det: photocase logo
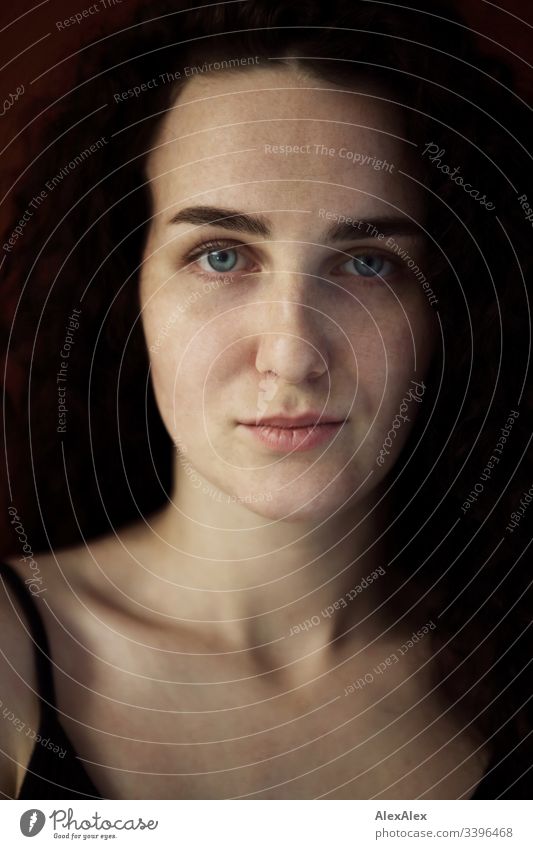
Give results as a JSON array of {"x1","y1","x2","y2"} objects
[{"x1": 20, "y1": 809, "x2": 46, "y2": 837}]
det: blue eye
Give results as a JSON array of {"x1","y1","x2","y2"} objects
[
  {"x1": 205, "y1": 248, "x2": 239, "y2": 272},
  {"x1": 190, "y1": 243, "x2": 250, "y2": 275},
  {"x1": 342, "y1": 254, "x2": 395, "y2": 278}
]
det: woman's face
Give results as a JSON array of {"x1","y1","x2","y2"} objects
[{"x1": 140, "y1": 66, "x2": 437, "y2": 522}]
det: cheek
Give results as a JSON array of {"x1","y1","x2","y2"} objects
[
  {"x1": 348, "y1": 298, "x2": 434, "y2": 424},
  {"x1": 142, "y1": 303, "x2": 238, "y2": 437},
  {"x1": 347, "y1": 304, "x2": 427, "y2": 383}
]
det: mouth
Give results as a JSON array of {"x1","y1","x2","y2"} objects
[
  {"x1": 237, "y1": 417, "x2": 347, "y2": 453},
  {"x1": 239, "y1": 412, "x2": 346, "y2": 428}
]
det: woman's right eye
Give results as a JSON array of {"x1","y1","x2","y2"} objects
[
  {"x1": 199, "y1": 247, "x2": 242, "y2": 273},
  {"x1": 185, "y1": 240, "x2": 253, "y2": 276}
]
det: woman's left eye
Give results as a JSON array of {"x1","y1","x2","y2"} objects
[{"x1": 339, "y1": 253, "x2": 396, "y2": 278}]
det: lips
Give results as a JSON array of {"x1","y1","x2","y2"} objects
[
  {"x1": 240, "y1": 413, "x2": 346, "y2": 427},
  {"x1": 238, "y1": 415, "x2": 347, "y2": 452}
]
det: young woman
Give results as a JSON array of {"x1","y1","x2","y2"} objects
[{"x1": 1, "y1": 0, "x2": 532, "y2": 799}]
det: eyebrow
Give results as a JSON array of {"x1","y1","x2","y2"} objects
[{"x1": 167, "y1": 206, "x2": 424, "y2": 242}]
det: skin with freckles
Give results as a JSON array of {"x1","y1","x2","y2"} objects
[
  {"x1": 5, "y1": 67, "x2": 491, "y2": 801},
  {"x1": 140, "y1": 67, "x2": 437, "y2": 535},
  {"x1": 130, "y1": 65, "x2": 440, "y2": 643}
]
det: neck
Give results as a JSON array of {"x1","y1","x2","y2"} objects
[{"x1": 143, "y1": 464, "x2": 403, "y2": 662}]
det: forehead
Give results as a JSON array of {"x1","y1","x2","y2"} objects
[{"x1": 145, "y1": 67, "x2": 424, "y2": 229}]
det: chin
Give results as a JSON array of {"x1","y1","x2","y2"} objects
[{"x1": 232, "y1": 479, "x2": 367, "y2": 524}]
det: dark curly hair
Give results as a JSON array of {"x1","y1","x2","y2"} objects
[{"x1": 2, "y1": 0, "x2": 533, "y2": 792}]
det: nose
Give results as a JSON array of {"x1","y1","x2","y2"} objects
[{"x1": 254, "y1": 273, "x2": 330, "y2": 384}]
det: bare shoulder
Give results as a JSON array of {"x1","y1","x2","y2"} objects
[
  {"x1": 0, "y1": 561, "x2": 40, "y2": 798},
  {"x1": 19, "y1": 520, "x2": 158, "y2": 619},
  {"x1": 0, "y1": 528, "x2": 144, "y2": 795},
  {"x1": 20, "y1": 524, "x2": 138, "y2": 584}
]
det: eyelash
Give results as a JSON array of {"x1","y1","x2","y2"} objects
[
  {"x1": 183, "y1": 238, "x2": 402, "y2": 283},
  {"x1": 185, "y1": 239, "x2": 250, "y2": 272}
]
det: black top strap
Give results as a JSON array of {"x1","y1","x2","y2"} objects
[{"x1": 0, "y1": 560, "x2": 58, "y2": 712}]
